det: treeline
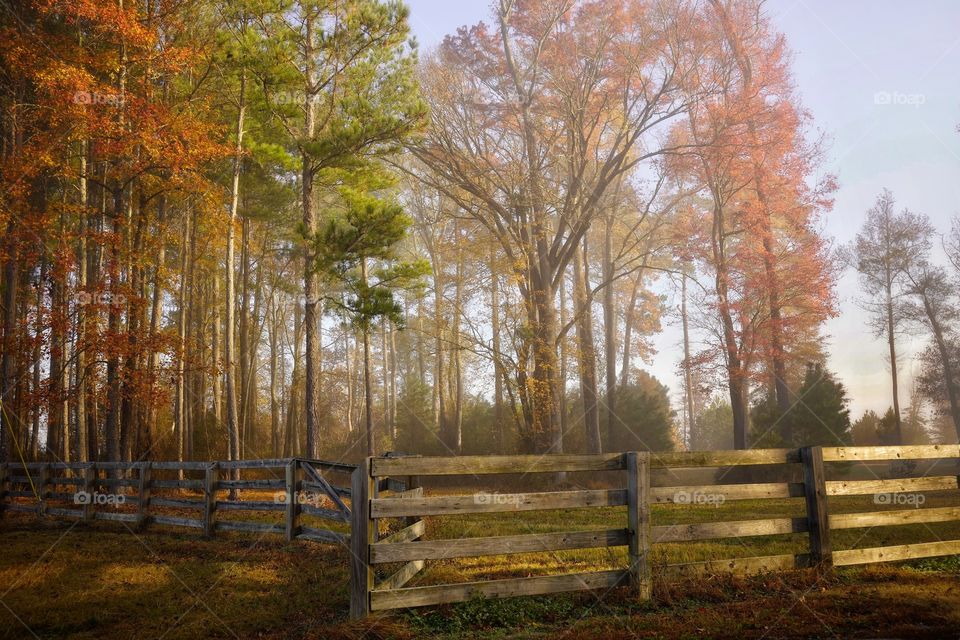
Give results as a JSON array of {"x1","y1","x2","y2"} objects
[{"x1": 1, "y1": 0, "x2": 954, "y2": 466}]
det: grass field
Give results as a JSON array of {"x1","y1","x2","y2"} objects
[{"x1": 2, "y1": 491, "x2": 960, "y2": 639}]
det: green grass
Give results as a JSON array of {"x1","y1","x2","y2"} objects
[{"x1": 2, "y1": 491, "x2": 960, "y2": 639}]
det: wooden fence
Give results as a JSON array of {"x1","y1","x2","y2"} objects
[
  {"x1": 0, "y1": 457, "x2": 356, "y2": 544},
  {"x1": 349, "y1": 444, "x2": 960, "y2": 616},
  {"x1": 3, "y1": 445, "x2": 960, "y2": 617}
]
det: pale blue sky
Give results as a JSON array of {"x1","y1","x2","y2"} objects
[{"x1": 404, "y1": 0, "x2": 960, "y2": 418}]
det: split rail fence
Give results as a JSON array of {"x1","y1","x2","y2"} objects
[
  {"x1": 350, "y1": 444, "x2": 960, "y2": 616},
  {"x1": 0, "y1": 457, "x2": 356, "y2": 544}
]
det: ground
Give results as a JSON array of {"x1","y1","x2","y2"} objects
[{"x1": 2, "y1": 493, "x2": 960, "y2": 639}]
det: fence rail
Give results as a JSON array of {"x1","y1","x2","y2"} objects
[{"x1": 0, "y1": 457, "x2": 356, "y2": 545}]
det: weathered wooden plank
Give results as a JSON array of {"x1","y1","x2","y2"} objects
[
  {"x1": 149, "y1": 462, "x2": 211, "y2": 471},
  {"x1": 372, "y1": 489, "x2": 628, "y2": 518},
  {"x1": 370, "y1": 569, "x2": 629, "y2": 610},
  {"x1": 830, "y1": 506, "x2": 960, "y2": 530},
  {"x1": 651, "y1": 482, "x2": 804, "y2": 503},
  {"x1": 627, "y1": 451, "x2": 651, "y2": 599},
  {"x1": 300, "y1": 461, "x2": 351, "y2": 518},
  {"x1": 84, "y1": 462, "x2": 129, "y2": 470},
  {"x1": 653, "y1": 517, "x2": 808, "y2": 543},
  {"x1": 349, "y1": 458, "x2": 375, "y2": 619},
  {"x1": 376, "y1": 520, "x2": 426, "y2": 549},
  {"x1": 833, "y1": 539, "x2": 960, "y2": 566},
  {"x1": 93, "y1": 511, "x2": 138, "y2": 523},
  {"x1": 45, "y1": 507, "x2": 83, "y2": 518},
  {"x1": 801, "y1": 446, "x2": 832, "y2": 568},
  {"x1": 662, "y1": 553, "x2": 811, "y2": 580},
  {"x1": 826, "y1": 476, "x2": 959, "y2": 496},
  {"x1": 150, "y1": 515, "x2": 203, "y2": 528},
  {"x1": 217, "y1": 458, "x2": 291, "y2": 469},
  {"x1": 371, "y1": 528, "x2": 627, "y2": 564},
  {"x1": 296, "y1": 458, "x2": 358, "y2": 474},
  {"x1": 822, "y1": 444, "x2": 960, "y2": 463},
  {"x1": 203, "y1": 464, "x2": 217, "y2": 538},
  {"x1": 285, "y1": 460, "x2": 299, "y2": 542},
  {"x1": 371, "y1": 453, "x2": 627, "y2": 477},
  {"x1": 376, "y1": 560, "x2": 425, "y2": 592},
  {"x1": 215, "y1": 500, "x2": 285, "y2": 512},
  {"x1": 214, "y1": 520, "x2": 284, "y2": 534},
  {"x1": 652, "y1": 449, "x2": 801, "y2": 468},
  {"x1": 300, "y1": 481, "x2": 350, "y2": 497}
]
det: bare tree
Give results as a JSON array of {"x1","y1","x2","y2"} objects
[{"x1": 848, "y1": 190, "x2": 932, "y2": 443}]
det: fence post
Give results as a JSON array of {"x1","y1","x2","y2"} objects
[
  {"x1": 349, "y1": 457, "x2": 374, "y2": 618},
  {"x1": 136, "y1": 462, "x2": 152, "y2": 530},
  {"x1": 800, "y1": 446, "x2": 832, "y2": 570},
  {"x1": 626, "y1": 451, "x2": 652, "y2": 600},
  {"x1": 285, "y1": 459, "x2": 299, "y2": 542},
  {"x1": 82, "y1": 464, "x2": 95, "y2": 522},
  {"x1": 203, "y1": 463, "x2": 217, "y2": 538}
]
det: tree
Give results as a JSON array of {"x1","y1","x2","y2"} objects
[
  {"x1": 412, "y1": 0, "x2": 706, "y2": 452},
  {"x1": 904, "y1": 263, "x2": 960, "y2": 442},
  {"x1": 851, "y1": 410, "x2": 883, "y2": 446},
  {"x1": 316, "y1": 184, "x2": 428, "y2": 456},
  {"x1": 256, "y1": 0, "x2": 425, "y2": 458},
  {"x1": 672, "y1": 0, "x2": 836, "y2": 449},
  {"x1": 848, "y1": 189, "x2": 933, "y2": 443},
  {"x1": 751, "y1": 362, "x2": 852, "y2": 446},
  {"x1": 603, "y1": 371, "x2": 675, "y2": 452},
  {"x1": 692, "y1": 397, "x2": 735, "y2": 451}
]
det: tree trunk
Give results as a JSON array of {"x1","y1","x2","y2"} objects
[
  {"x1": 885, "y1": 292, "x2": 903, "y2": 443},
  {"x1": 302, "y1": 14, "x2": 321, "y2": 459},
  {"x1": 145, "y1": 195, "x2": 166, "y2": 458},
  {"x1": 572, "y1": 240, "x2": 601, "y2": 453},
  {"x1": 920, "y1": 293, "x2": 960, "y2": 442},
  {"x1": 602, "y1": 213, "x2": 617, "y2": 452},
  {"x1": 73, "y1": 141, "x2": 89, "y2": 463},
  {"x1": 361, "y1": 259, "x2": 374, "y2": 456},
  {"x1": 491, "y1": 247, "x2": 505, "y2": 453},
  {"x1": 104, "y1": 188, "x2": 124, "y2": 463},
  {"x1": 174, "y1": 209, "x2": 190, "y2": 469},
  {"x1": 225, "y1": 71, "x2": 245, "y2": 486},
  {"x1": 239, "y1": 216, "x2": 250, "y2": 454},
  {"x1": 681, "y1": 272, "x2": 695, "y2": 450}
]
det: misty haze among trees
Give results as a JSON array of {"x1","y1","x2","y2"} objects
[{"x1": 2, "y1": 0, "x2": 959, "y2": 468}]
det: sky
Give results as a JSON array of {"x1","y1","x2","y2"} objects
[{"x1": 403, "y1": 0, "x2": 960, "y2": 419}]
